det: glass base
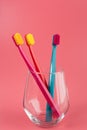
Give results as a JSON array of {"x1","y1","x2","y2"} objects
[{"x1": 24, "y1": 108, "x2": 65, "y2": 128}]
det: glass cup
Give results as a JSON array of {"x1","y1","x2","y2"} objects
[{"x1": 23, "y1": 70, "x2": 69, "y2": 127}]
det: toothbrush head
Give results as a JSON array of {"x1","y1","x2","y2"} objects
[
  {"x1": 13, "y1": 33, "x2": 24, "y2": 45},
  {"x1": 25, "y1": 33, "x2": 35, "y2": 46},
  {"x1": 53, "y1": 34, "x2": 60, "y2": 45}
]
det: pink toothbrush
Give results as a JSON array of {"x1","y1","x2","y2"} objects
[{"x1": 12, "y1": 33, "x2": 60, "y2": 117}]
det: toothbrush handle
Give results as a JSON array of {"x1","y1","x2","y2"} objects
[
  {"x1": 18, "y1": 46, "x2": 60, "y2": 117},
  {"x1": 46, "y1": 45, "x2": 57, "y2": 121},
  {"x1": 48, "y1": 46, "x2": 56, "y2": 96},
  {"x1": 28, "y1": 46, "x2": 48, "y2": 87}
]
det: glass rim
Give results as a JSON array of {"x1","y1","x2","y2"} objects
[{"x1": 28, "y1": 68, "x2": 64, "y2": 75}]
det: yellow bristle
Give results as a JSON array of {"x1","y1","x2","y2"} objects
[
  {"x1": 13, "y1": 33, "x2": 24, "y2": 45},
  {"x1": 26, "y1": 33, "x2": 35, "y2": 45}
]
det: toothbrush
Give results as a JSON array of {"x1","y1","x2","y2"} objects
[
  {"x1": 25, "y1": 33, "x2": 48, "y2": 87},
  {"x1": 12, "y1": 33, "x2": 60, "y2": 118},
  {"x1": 46, "y1": 34, "x2": 60, "y2": 121}
]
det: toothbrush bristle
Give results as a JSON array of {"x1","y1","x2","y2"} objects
[
  {"x1": 25, "y1": 33, "x2": 35, "y2": 45},
  {"x1": 53, "y1": 34, "x2": 60, "y2": 45},
  {"x1": 13, "y1": 33, "x2": 24, "y2": 45}
]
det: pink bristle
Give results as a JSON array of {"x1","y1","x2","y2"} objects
[{"x1": 53, "y1": 34, "x2": 60, "y2": 45}]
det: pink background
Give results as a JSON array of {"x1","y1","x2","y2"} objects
[{"x1": 0, "y1": 0, "x2": 87, "y2": 129}]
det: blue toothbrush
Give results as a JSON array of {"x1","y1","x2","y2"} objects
[{"x1": 46, "y1": 34, "x2": 60, "y2": 121}]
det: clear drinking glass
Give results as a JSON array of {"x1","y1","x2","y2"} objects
[{"x1": 23, "y1": 70, "x2": 69, "y2": 127}]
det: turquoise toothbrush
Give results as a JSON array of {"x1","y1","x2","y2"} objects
[{"x1": 46, "y1": 34, "x2": 60, "y2": 121}]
